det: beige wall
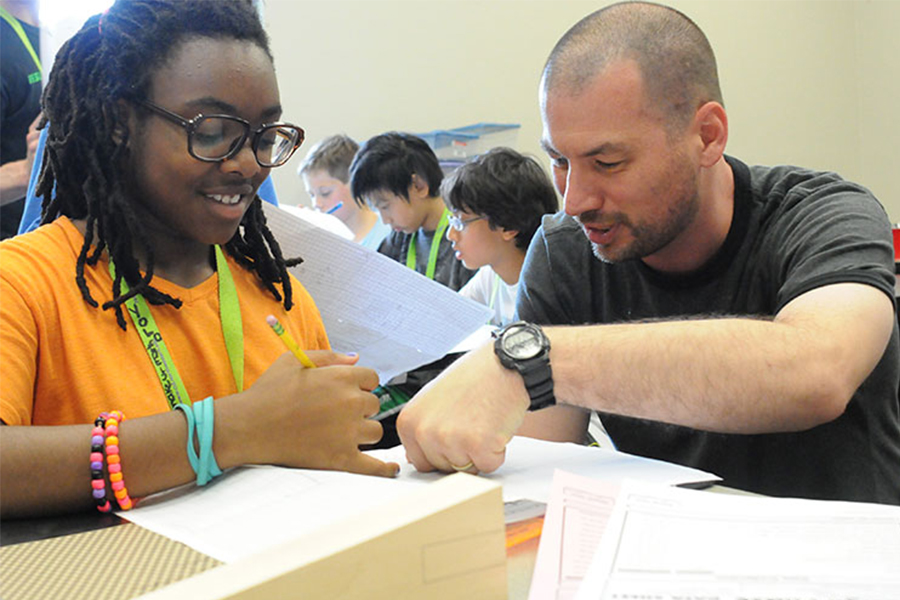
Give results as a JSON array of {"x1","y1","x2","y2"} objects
[{"x1": 264, "y1": 0, "x2": 900, "y2": 224}]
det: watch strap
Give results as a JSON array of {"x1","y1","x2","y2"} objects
[{"x1": 516, "y1": 355, "x2": 555, "y2": 411}]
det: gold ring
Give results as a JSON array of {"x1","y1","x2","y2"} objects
[{"x1": 451, "y1": 461, "x2": 474, "y2": 472}]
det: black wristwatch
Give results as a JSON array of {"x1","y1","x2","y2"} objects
[{"x1": 493, "y1": 321, "x2": 556, "y2": 411}]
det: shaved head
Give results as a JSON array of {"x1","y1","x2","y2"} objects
[{"x1": 542, "y1": 2, "x2": 722, "y2": 132}]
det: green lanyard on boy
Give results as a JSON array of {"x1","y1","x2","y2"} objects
[{"x1": 405, "y1": 209, "x2": 450, "y2": 280}]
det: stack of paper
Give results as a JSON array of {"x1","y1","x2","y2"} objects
[
  {"x1": 531, "y1": 471, "x2": 900, "y2": 600},
  {"x1": 137, "y1": 473, "x2": 508, "y2": 600}
]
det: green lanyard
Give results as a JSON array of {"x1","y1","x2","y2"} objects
[
  {"x1": 109, "y1": 246, "x2": 244, "y2": 409},
  {"x1": 0, "y1": 7, "x2": 42, "y2": 75},
  {"x1": 406, "y1": 209, "x2": 450, "y2": 280}
]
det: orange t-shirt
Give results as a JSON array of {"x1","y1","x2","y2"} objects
[{"x1": 0, "y1": 218, "x2": 329, "y2": 425}]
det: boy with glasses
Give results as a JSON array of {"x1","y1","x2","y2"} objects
[{"x1": 443, "y1": 147, "x2": 559, "y2": 325}]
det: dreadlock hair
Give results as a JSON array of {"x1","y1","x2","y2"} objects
[{"x1": 37, "y1": 0, "x2": 301, "y2": 330}]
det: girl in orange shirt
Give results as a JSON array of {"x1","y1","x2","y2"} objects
[{"x1": 0, "y1": 0, "x2": 397, "y2": 519}]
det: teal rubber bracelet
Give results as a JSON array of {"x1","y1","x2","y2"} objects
[
  {"x1": 174, "y1": 403, "x2": 199, "y2": 475},
  {"x1": 193, "y1": 397, "x2": 223, "y2": 486}
]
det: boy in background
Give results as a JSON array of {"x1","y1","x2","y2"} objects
[
  {"x1": 442, "y1": 147, "x2": 559, "y2": 325},
  {"x1": 350, "y1": 131, "x2": 476, "y2": 291},
  {"x1": 349, "y1": 132, "x2": 477, "y2": 446},
  {"x1": 298, "y1": 134, "x2": 391, "y2": 251}
]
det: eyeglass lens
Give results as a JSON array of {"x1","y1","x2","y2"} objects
[
  {"x1": 449, "y1": 214, "x2": 483, "y2": 231},
  {"x1": 191, "y1": 117, "x2": 299, "y2": 166}
]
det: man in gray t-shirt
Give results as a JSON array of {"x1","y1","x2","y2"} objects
[
  {"x1": 396, "y1": 2, "x2": 899, "y2": 504},
  {"x1": 516, "y1": 156, "x2": 899, "y2": 502}
]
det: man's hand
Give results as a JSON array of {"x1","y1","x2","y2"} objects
[{"x1": 397, "y1": 340, "x2": 531, "y2": 474}]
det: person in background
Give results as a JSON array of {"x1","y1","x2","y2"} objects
[
  {"x1": 348, "y1": 132, "x2": 478, "y2": 446},
  {"x1": 0, "y1": 0, "x2": 397, "y2": 520},
  {"x1": 349, "y1": 131, "x2": 476, "y2": 291},
  {"x1": 397, "y1": 1, "x2": 899, "y2": 504},
  {"x1": 298, "y1": 134, "x2": 390, "y2": 251},
  {"x1": 443, "y1": 147, "x2": 558, "y2": 326},
  {"x1": 0, "y1": 0, "x2": 41, "y2": 239}
]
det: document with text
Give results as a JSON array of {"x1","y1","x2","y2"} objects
[
  {"x1": 528, "y1": 470, "x2": 622, "y2": 600},
  {"x1": 263, "y1": 203, "x2": 491, "y2": 382},
  {"x1": 574, "y1": 479, "x2": 900, "y2": 600}
]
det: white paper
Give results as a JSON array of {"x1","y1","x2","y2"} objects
[
  {"x1": 262, "y1": 203, "x2": 491, "y2": 381},
  {"x1": 449, "y1": 323, "x2": 495, "y2": 354},
  {"x1": 123, "y1": 466, "x2": 425, "y2": 563},
  {"x1": 369, "y1": 437, "x2": 718, "y2": 504},
  {"x1": 528, "y1": 470, "x2": 621, "y2": 600},
  {"x1": 575, "y1": 479, "x2": 900, "y2": 600},
  {"x1": 122, "y1": 438, "x2": 717, "y2": 563},
  {"x1": 278, "y1": 204, "x2": 354, "y2": 240}
]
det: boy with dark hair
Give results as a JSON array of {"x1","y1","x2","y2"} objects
[
  {"x1": 349, "y1": 131, "x2": 475, "y2": 291},
  {"x1": 442, "y1": 147, "x2": 558, "y2": 325}
]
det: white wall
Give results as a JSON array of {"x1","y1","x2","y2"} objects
[
  {"x1": 855, "y1": 0, "x2": 900, "y2": 225},
  {"x1": 263, "y1": 0, "x2": 899, "y2": 222}
]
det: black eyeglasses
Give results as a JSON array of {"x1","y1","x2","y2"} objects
[{"x1": 136, "y1": 99, "x2": 304, "y2": 168}]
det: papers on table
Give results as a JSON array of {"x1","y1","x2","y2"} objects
[
  {"x1": 263, "y1": 203, "x2": 491, "y2": 382},
  {"x1": 528, "y1": 470, "x2": 622, "y2": 600},
  {"x1": 122, "y1": 438, "x2": 718, "y2": 563},
  {"x1": 370, "y1": 437, "x2": 719, "y2": 504},
  {"x1": 530, "y1": 473, "x2": 900, "y2": 600}
]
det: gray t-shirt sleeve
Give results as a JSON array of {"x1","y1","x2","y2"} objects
[
  {"x1": 516, "y1": 212, "x2": 592, "y2": 325},
  {"x1": 752, "y1": 166, "x2": 897, "y2": 312}
]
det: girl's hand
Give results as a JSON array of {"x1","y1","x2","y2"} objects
[{"x1": 220, "y1": 353, "x2": 398, "y2": 478}]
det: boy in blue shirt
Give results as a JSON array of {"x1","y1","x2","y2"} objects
[{"x1": 298, "y1": 134, "x2": 390, "y2": 251}]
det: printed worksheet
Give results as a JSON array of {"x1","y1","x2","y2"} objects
[{"x1": 263, "y1": 202, "x2": 491, "y2": 381}]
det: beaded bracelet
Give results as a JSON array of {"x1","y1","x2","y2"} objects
[
  {"x1": 104, "y1": 410, "x2": 133, "y2": 510},
  {"x1": 90, "y1": 414, "x2": 112, "y2": 513}
]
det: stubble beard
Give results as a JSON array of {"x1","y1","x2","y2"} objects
[{"x1": 585, "y1": 159, "x2": 701, "y2": 265}]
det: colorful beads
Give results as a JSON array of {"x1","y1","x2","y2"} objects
[
  {"x1": 90, "y1": 414, "x2": 111, "y2": 513},
  {"x1": 89, "y1": 411, "x2": 135, "y2": 512}
]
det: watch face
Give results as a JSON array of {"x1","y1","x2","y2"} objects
[{"x1": 502, "y1": 325, "x2": 542, "y2": 360}]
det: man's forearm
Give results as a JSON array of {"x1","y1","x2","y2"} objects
[
  {"x1": 549, "y1": 319, "x2": 825, "y2": 433},
  {"x1": 547, "y1": 284, "x2": 891, "y2": 434}
]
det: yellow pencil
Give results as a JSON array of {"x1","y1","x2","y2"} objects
[{"x1": 266, "y1": 315, "x2": 317, "y2": 368}]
